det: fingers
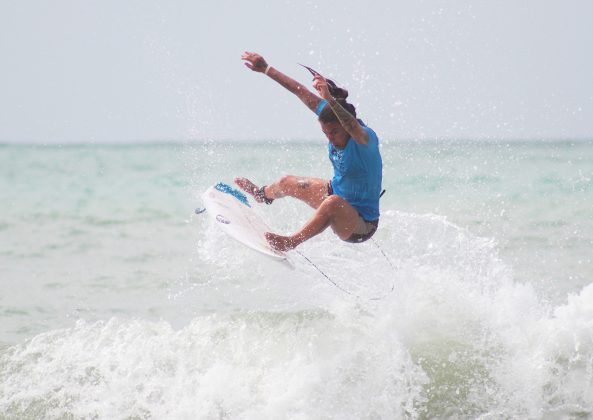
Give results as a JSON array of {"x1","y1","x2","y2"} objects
[
  {"x1": 312, "y1": 76, "x2": 327, "y2": 91},
  {"x1": 241, "y1": 51, "x2": 259, "y2": 61},
  {"x1": 241, "y1": 52, "x2": 256, "y2": 71},
  {"x1": 312, "y1": 75, "x2": 330, "y2": 99}
]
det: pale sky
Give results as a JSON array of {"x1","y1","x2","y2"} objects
[{"x1": 1, "y1": 0, "x2": 592, "y2": 143}]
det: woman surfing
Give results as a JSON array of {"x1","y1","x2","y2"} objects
[{"x1": 236, "y1": 51, "x2": 383, "y2": 252}]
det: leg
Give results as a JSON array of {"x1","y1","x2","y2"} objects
[
  {"x1": 265, "y1": 195, "x2": 360, "y2": 252},
  {"x1": 235, "y1": 175, "x2": 329, "y2": 209}
]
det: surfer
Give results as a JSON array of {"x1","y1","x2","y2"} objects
[{"x1": 236, "y1": 51, "x2": 383, "y2": 252}]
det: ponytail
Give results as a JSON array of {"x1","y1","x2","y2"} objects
[
  {"x1": 326, "y1": 78, "x2": 349, "y2": 100},
  {"x1": 298, "y1": 64, "x2": 357, "y2": 124}
]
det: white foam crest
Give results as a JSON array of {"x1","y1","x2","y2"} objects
[
  {"x1": 485, "y1": 282, "x2": 593, "y2": 418},
  {"x1": 0, "y1": 313, "x2": 427, "y2": 419}
]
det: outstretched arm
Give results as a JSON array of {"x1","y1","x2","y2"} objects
[
  {"x1": 242, "y1": 51, "x2": 322, "y2": 113},
  {"x1": 313, "y1": 75, "x2": 369, "y2": 145}
]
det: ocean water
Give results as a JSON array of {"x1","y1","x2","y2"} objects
[{"x1": 0, "y1": 140, "x2": 592, "y2": 419}]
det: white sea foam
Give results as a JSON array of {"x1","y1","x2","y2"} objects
[{"x1": 1, "y1": 210, "x2": 591, "y2": 418}]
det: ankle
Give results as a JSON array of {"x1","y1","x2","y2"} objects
[
  {"x1": 258, "y1": 186, "x2": 274, "y2": 205},
  {"x1": 289, "y1": 234, "x2": 304, "y2": 249}
]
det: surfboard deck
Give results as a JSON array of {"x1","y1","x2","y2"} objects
[{"x1": 201, "y1": 183, "x2": 289, "y2": 262}]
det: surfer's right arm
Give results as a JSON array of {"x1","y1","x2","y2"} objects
[{"x1": 241, "y1": 51, "x2": 322, "y2": 113}]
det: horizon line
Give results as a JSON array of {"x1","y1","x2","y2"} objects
[{"x1": 1, "y1": 137, "x2": 593, "y2": 147}]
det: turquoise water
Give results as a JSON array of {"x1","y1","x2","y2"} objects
[{"x1": 1, "y1": 141, "x2": 592, "y2": 418}]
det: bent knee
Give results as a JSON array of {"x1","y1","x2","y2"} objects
[
  {"x1": 277, "y1": 175, "x2": 296, "y2": 189},
  {"x1": 277, "y1": 175, "x2": 315, "y2": 194}
]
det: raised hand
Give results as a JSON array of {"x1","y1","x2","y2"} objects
[
  {"x1": 312, "y1": 74, "x2": 331, "y2": 100},
  {"x1": 241, "y1": 51, "x2": 268, "y2": 73}
]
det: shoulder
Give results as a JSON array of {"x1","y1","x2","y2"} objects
[{"x1": 353, "y1": 126, "x2": 379, "y2": 147}]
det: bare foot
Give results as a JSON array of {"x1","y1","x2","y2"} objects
[
  {"x1": 234, "y1": 177, "x2": 265, "y2": 203},
  {"x1": 265, "y1": 232, "x2": 298, "y2": 252}
]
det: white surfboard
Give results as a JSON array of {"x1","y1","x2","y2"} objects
[{"x1": 201, "y1": 183, "x2": 288, "y2": 262}]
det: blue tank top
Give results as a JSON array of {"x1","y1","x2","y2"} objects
[{"x1": 316, "y1": 100, "x2": 382, "y2": 221}]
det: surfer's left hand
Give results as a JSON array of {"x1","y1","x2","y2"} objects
[
  {"x1": 241, "y1": 51, "x2": 268, "y2": 73},
  {"x1": 313, "y1": 74, "x2": 331, "y2": 100}
]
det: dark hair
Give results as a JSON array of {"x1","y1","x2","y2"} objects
[{"x1": 318, "y1": 80, "x2": 357, "y2": 123}]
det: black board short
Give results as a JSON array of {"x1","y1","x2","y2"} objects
[{"x1": 327, "y1": 181, "x2": 379, "y2": 244}]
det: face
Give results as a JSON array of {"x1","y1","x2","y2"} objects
[{"x1": 320, "y1": 121, "x2": 349, "y2": 148}]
